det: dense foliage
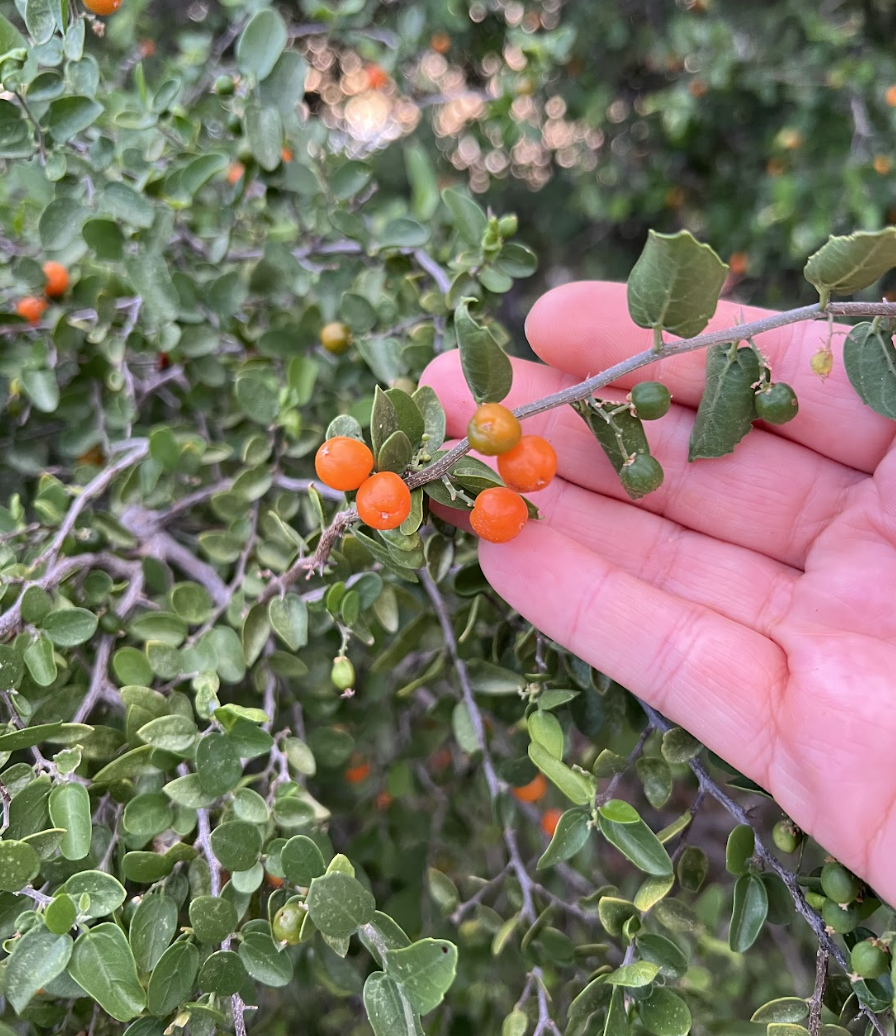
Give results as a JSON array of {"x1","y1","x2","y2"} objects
[{"x1": 1, "y1": 2, "x2": 896, "y2": 1036}]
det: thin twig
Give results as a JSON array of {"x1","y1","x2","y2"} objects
[{"x1": 807, "y1": 945, "x2": 828, "y2": 1036}]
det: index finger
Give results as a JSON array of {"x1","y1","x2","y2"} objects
[{"x1": 525, "y1": 281, "x2": 895, "y2": 473}]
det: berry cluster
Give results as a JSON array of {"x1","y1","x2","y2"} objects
[
  {"x1": 14, "y1": 262, "x2": 70, "y2": 325},
  {"x1": 314, "y1": 437, "x2": 411, "y2": 530}
]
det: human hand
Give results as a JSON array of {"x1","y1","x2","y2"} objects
[{"x1": 420, "y1": 281, "x2": 896, "y2": 904}]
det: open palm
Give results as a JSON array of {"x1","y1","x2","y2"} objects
[{"x1": 421, "y1": 281, "x2": 896, "y2": 904}]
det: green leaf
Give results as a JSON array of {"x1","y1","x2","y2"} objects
[
  {"x1": 127, "y1": 253, "x2": 179, "y2": 325},
  {"x1": 725, "y1": 824, "x2": 755, "y2": 876},
  {"x1": 527, "y1": 709, "x2": 563, "y2": 759},
  {"x1": 0, "y1": 13, "x2": 26, "y2": 54},
  {"x1": 442, "y1": 187, "x2": 488, "y2": 246},
  {"x1": 6, "y1": 925, "x2": 72, "y2": 1013},
  {"x1": 41, "y1": 607, "x2": 98, "y2": 647},
  {"x1": 48, "y1": 782, "x2": 91, "y2": 860},
  {"x1": 196, "y1": 731, "x2": 242, "y2": 797},
  {"x1": 536, "y1": 807, "x2": 591, "y2": 869},
  {"x1": 0, "y1": 721, "x2": 63, "y2": 751},
  {"x1": 68, "y1": 923, "x2": 146, "y2": 1023},
  {"x1": 604, "y1": 986, "x2": 630, "y2": 1036},
  {"x1": 23, "y1": 0, "x2": 56, "y2": 44},
  {"x1": 45, "y1": 96, "x2": 104, "y2": 142},
  {"x1": 405, "y1": 143, "x2": 439, "y2": 220},
  {"x1": 384, "y1": 938, "x2": 458, "y2": 1015},
  {"x1": 306, "y1": 872, "x2": 376, "y2": 938},
  {"x1": 843, "y1": 322, "x2": 896, "y2": 419},
  {"x1": 129, "y1": 894, "x2": 178, "y2": 972},
  {"x1": 268, "y1": 594, "x2": 308, "y2": 651},
  {"x1": 363, "y1": 971, "x2": 424, "y2": 1036},
  {"x1": 237, "y1": 930, "x2": 293, "y2": 987},
  {"x1": 605, "y1": 961, "x2": 660, "y2": 986},
  {"x1": 198, "y1": 950, "x2": 247, "y2": 996},
  {"x1": 137, "y1": 714, "x2": 197, "y2": 753},
  {"x1": 236, "y1": 8, "x2": 287, "y2": 80},
  {"x1": 210, "y1": 820, "x2": 262, "y2": 871},
  {"x1": 660, "y1": 727, "x2": 702, "y2": 764},
  {"x1": 728, "y1": 873, "x2": 768, "y2": 952},
  {"x1": 633, "y1": 874, "x2": 674, "y2": 912},
  {"x1": 189, "y1": 896, "x2": 238, "y2": 944},
  {"x1": 259, "y1": 50, "x2": 308, "y2": 115},
  {"x1": 241, "y1": 602, "x2": 270, "y2": 667},
  {"x1": 330, "y1": 160, "x2": 372, "y2": 200},
  {"x1": 455, "y1": 299, "x2": 512, "y2": 405},
  {"x1": 21, "y1": 369, "x2": 59, "y2": 413},
  {"x1": 676, "y1": 846, "x2": 708, "y2": 893},
  {"x1": 412, "y1": 385, "x2": 446, "y2": 451},
  {"x1": 638, "y1": 988, "x2": 692, "y2": 1036},
  {"x1": 44, "y1": 893, "x2": 76, "y2": 935},
  {"x1": 636, "y1": 933, "x2": 689, "y2": 980},
  {"x1": 688, "y1": 344, "x2": 760, "y2": 461},
  {"x1": 146, "y1": 940, "x2": 199, "y2": 1017},
  {"x1": 379, "y1": 217, "x2": 429, "y2": 249},
  {"x1": 527, "y1": 742, "x2": 595, "y2": 805},
  {"x1": 377, "y1": 429, "x2": 413, "y2": 475},
  {"x1": 598, "y1": 800, "x2": 673, "y2": 877},
  {"x1": 750, "y1": 999, "x2": 810, "y2": 1024},
  {"x1": 0, "y1": 644, "x2": 25, "y2": 689},
  {"x1": 58, "y1": 870, "x2": 126, "y2": 918},
  {"x1": 0, "y1": 838, "x2": 40, "y2": 891},
  {"x1": 24, "y1": 634, "x2": 57, "y2": 686},
  {"x1": 627, "y1": 229, "x2": 727, "y2": 337},
  {"x1": 569, "y1": 396, "x2": 649, "y2": 478},
  {"x1": 281, "y1": 834, "x2": 326, "y2": 886},
  {"x1": 636, "y1": 756, "x2": 672, "y2": 810},
  {"x1": 804, "y1": 228, "x2": 896, "y2": 300},
  {"x1": 245, "y1": 104, "x2": 283, "y2": 171}
]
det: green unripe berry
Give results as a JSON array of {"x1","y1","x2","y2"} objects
[
  {"x1": 850, "y1": 939, "x2": 889, "y2": 979},
  {"x1": 214, "y1": 75, "x2": 236, "y2": 96},
  {"x1": 804, "y1": 890, "x2": 826, "y2": 911},
  {"x1": 498, "y1": 214, "x2": 518, "y2": 237},
  {"x1": 820, "y1": 862, "x2": 862, "y2": 904},
  {"x1": 755, "y1": 382, "x2": 799, "y2": 424},
  {"x1": 99, "y1": 612, "x2": 122, "y2": 635},
  {"x1": 272, "y1": 903, "x2": 305, "y2": 945},
  {"x1": 771, "y1": 818, "x2": 802, "y2": 854},
  {"x1": 331, "y1": 656, "x2": 355, "y2": 691},
  {"x1": 630, "y1": 381, "x2": 672, "y2": 420},
  {"x1": 821, "y1": 896, "x2": 861, "y2": 934},
  {"x1": 619, "y1": 454, "x2": 664, "y2": 499}
]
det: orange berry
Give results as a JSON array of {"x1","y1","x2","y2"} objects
[
  {"x1": 375, "y1": 791, "x2": 392, "y2": 810},
  {"x1": 874, "y1": 155, "x2": 892, "y2": 176},
  {"x1": 345, "y1": 759, "x2": 371, "y2": 784},
  {"x1": 314, "y1": 436, "x2": 374, "y2": 492},
  {"x1": 429, "y1": 747, "x2": 453, "y2": 772},
  {"x1": 281, "y1": 147, "x2": 293, "y2": 163},
  {"x1": 887, "y1": 85, "x2": 896, "y2": 108},
  {"x1": 77, "y1": 445, "x2": 105, "y2": 467},
  {"x1": 138, "y1": 39, "x2": 156, "y2": 58},
  {"x1": 470, "y1": 487, "x2": 528, "y2": 544},
  {"x1": 727, "y1": 252, "x2": 749, "y2": 276},
  {"x1": 320, "y1": 321, "x2": 352, "y2": 355},
  {"x1": 83, "y1": 0, "x2": 121, "y2": 14},
  {"x1": 15, "y1": 296, "x2": 47, "y2": 324},
  {"x1": 467, "y1": 403, "x2": 522, "y2": 456},
  {"x1": 42, "y1": 261, "x2": 69, "y2": 298},
  {"x1": 356, "y1": 471, "x2": 412, "y2": 530},
  {"x1": 512, "y1": 773, "x2": 547, "y2": 803},
  {"x1": 225, "y1": 162, "x2": 245, "y2": 185},
  {"x1": 497, "y1": 435, "x2": 557, "y2": 493},
  {"x1": 664, "y1": 186, "x2": 685, "y2": 208},
  {"x1": 430, "y1": 32, "x2": 451, "y2": 54},
  {"x1": 541, "y1": 808, "x2": 563, "y2": 838},
  {"x1": 366, "y1": 64, "x2": 389, "y2": 90},
  {"x1": 265, "y1": 873, "x2": 284, "y2": 889},
  {"x1": 766, "y1": 158, "x2": 785, "y2": 177},
  {"x1": 688, "y1": 79, "x2": 707, "y2": 98}
]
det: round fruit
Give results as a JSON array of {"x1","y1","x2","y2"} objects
[
  {"x1": 467, "y1": 403, "x2": 522, "y2": 456},
  {"x1": 15, "y1": 296, "x2": 48, "y2": 324},
  {"x1": 320, "y1": 321, "x2": 352, "y2": 355},
  {"x1": 541, "y1": 808, "x2": 563, "y2": 838},
  {"x1": 755, "y1": 383, "x2": 799, "y2": 424},
  {"x1": 272, "y1": 903, "x2": 305, "y2": 945},
  {"x1": 497, "y1": 435, "x2": 557, "y2": 493},
  {"x1": 225, "y1": 162, "x2": 245, "y2": 185},
  {"x1": 512, "y1": 773, "x2": 547, "y2": 803},
  {"x1": 356, "y1": 471, "x2": 412, "y2": 530},
  {"x1": 470, "y1": 487, "x2": 529, "y2": 544},
  {"x1": 345, "y1": 759, "x2": 371, "y2": 784},
  {"x1": 619, "y1": 454, "x2": 664, "y2": 497},
  {"x1": 42, "y1": 261, "x2": 69, "y2": 298},
  {"x1": 366, "y1": 64, "x2": 389, "y2": 90},
  {"x1": 83, "y1": 0, "x2": 121, "y2": 14},
  {"x1": 771, "y1": 819, "x2": 801, "y2": 854},
  {"x1": 821, "y1": 897, "x2": 861, "y2": 934},
  {"x1": 314, "y1": 437, "x2": 374, "y2": 492},
  {"x1": 820, "y1": 861, "x2": 862, "y2": 905},
  {"x1": 498, "y1": 214, "x2": 518, "y2": 237},
  {"x1": 851, "y1": 939, "x2": 889, "y2": 979},
  {"x1": 331, "y1": 656, "x2": 355, "y2": 691},
  {"x1": 214, "y1": 75, "x2": 236, "y2": 95},
  {"x1": 631, "y1": 381, "x2": 672, "y2": 420}
]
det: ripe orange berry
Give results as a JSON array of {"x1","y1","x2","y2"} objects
[
  {"x1": 467, "y1": 403, "x2": 522, "y2": 456},
  {"x1": 470, "y1": 487, "x2": 528, "y2": 544},
  {"x1": 874, "y1": 155, "x2": 892, "y2": 176},
  {"x1": 430, "y1": 32, "x2": 451, "y2": 54},
  {"x1": 15, "y1": 296, "x2": 47, "y2": 324},
  {"x1": 281, "y1": 147, "x2": 293, "y2": 163},
  {"x1": 77, "y1": 444, "x2": 105, "y2": 467},
  {"x1": 688, "y1": 79, "x2": 707, "y2": 98},
  {"x1": 42, "y1": 261, "x2": 69, "y2": 298},
  {"x1": 225, "y1": 162, "x2": 245, "y2": 185},
  {"x1": 314, "y1": 436, "x2": 374, "y2": 492},
  {"x1": 366, "y1": 64, "x2": 389, "y2": 90},
  {"x1": 83, "y1": 0, "x2": 121, "y2": 14},
  {"x1": 887, "y1": 85, "x2": 896, "y2": 108},
  {"x1": 497, "y1": 435, "x2": 557, "y2": 493},
  {"x1": 727, "y1": 252, "x2": 749, "y2": 276},
  {"x1": 345, "y1": 758, "x2": 371, "y2": 784},
  {"x1": 356, "y1": 471, "x2": 412, "y2": 530},
  {"x1": 320, "y1": 321, "x2": 352, "y2": 355},
  {"x1": 512, "y1": 773, "x2": 547, "y2": 803},
  {"x1": 138, "y1": 39, "x2": 156, "y2": 58},
  {"x1": 265, "y1": 873, "x2": 284, "y2": 889},
  {"x1": 541, "y1": 808, "x2": 563, "y2": 838}
]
